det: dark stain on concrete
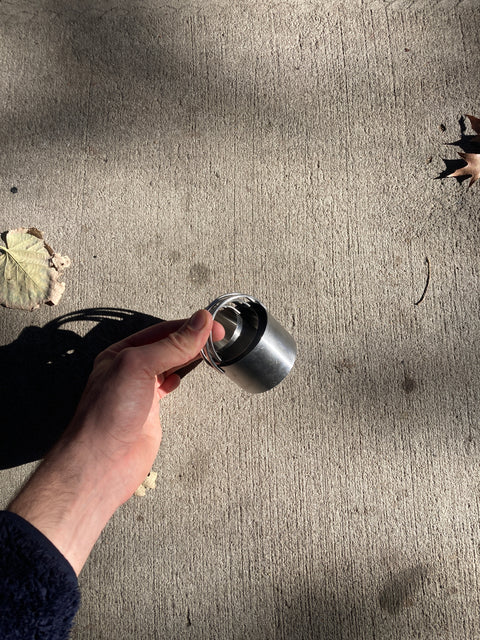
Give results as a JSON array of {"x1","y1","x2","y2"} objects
[
  {"x1": 379, "y1": 565, "x2": 429, "y2": 615},
  {"x1": 401, "y1": 361, "x2": 417, "y2": 394},
  {"x1": 189, "y1": 262, "x2": 210, "y2": 285},
  {"x1": 402, "y1": 374, "x2": 417, "y2": 394},
  {"x1": 335, "y1": 358, "x2": 355, "y2": 373},
  {"x1": 168, "y1": 249, "x2": 181, "y2": 263},
  {"x1": 177, "y1": 449, "x2": 211, "y2": 487}
]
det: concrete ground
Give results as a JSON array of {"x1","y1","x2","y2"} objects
[{"x1": 1, "y1": 1, "x2": 480, "y2": 638}]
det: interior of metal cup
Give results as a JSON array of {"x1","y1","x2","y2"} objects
[
  {"x1": 213, "y1": 301, "x2": 266, "y2": 364},
  {"x1": 202, "y1": 294, "x2": 267, "y2": 371}
]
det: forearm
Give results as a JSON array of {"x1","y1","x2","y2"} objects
[
  {"x1": 7, "y1": 311, "x2": 218, "y2": 578},
  {"x1": 8, "y1": 436, "x2": 118, "y2": 576}
]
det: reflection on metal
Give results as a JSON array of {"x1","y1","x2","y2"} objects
[{"x1": 201, "y1": 293, "x2": 297, "y2": 394}]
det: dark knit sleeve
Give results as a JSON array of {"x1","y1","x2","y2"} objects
[{"x1": 0, "y1": 511, "x2": 81, "y2": 640}]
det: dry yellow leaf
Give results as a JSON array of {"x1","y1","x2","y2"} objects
[{"x1": 0, "y1": 228, "x2": 70, "y2": 311}]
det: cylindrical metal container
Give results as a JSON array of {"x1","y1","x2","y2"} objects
[{"x1": 201, "y1": 293, "x2": 297, "y2": 393}]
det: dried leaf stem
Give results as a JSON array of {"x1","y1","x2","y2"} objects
[{"x1": 414, "y1": 257, "x2": 430, "y2": 306}]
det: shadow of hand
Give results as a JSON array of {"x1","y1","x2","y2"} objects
[{"x1": 0, "y1": 308, "x2": 162, "y2": 469}]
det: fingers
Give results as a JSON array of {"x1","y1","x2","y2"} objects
[
  {"x1": 127, "y1": 310, "x2": 214, "y2": 379},
  {"x1": 102, "y1": 319, "x2": 187, "y2": 357},
  {"x1": 99, "y1": 315, "x2": 224, "y2": 361},
  {"x1": 161, "y1": 320, "x2": 225, "y2": 378},
  {"x1": 157, "y1": 373, "x2": 181, "y2": 398},
  {"x1": 210, "y1": 319, "x2": 226, "y2": 344},
  {"x1": 171, "y1": 359, "x2": 201, "y2": 380}
]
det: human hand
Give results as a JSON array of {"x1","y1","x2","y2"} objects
[
  {"x1": 66, "y1": 309, "x2": 224, "y2": 504},
  {"x1": 9, "y1": 309, "x2": 224, "y2": 574}
]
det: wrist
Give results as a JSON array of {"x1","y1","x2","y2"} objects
[{"x1": 8, "y1": 437, "x2": 118, "y2": 575}]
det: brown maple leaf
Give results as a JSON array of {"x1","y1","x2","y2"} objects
[
  {"x1": 449, "y1": 152, "x2": 480, "y2": 188},
  {"x1": 466, "y1": 114, "x2": 480, "y2": 143}
]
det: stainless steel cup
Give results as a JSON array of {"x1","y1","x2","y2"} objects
[{"x1": 201, "y1": 293, "x2": 297, "y2": 393}]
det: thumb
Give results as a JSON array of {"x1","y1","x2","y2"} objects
[{"x1": 131, "y1": 309, "x2": 213, "y2": 378}]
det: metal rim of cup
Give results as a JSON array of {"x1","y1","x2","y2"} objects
[{"x1": 201, "y1": 293, "x2": 264, "y2": 374}]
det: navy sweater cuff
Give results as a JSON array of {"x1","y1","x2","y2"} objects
[{"x1": 0, "y1": 510, "x2": 80, "y2": 640}]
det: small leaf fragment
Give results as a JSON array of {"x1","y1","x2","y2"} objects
[
  {"x1": 0, "y1": 228, "x2": 70, "y2": 311},
  {"x1": 143, "y1": 471, "x2": 157, "y2": 490},
  {"x1": 448, "y1": 152, "x2": 480, "y2": 188},
  {"x1": 134, "y1": 470, "x2": 158, "y2": 497},
  {"x1": 466, "y1": 114, "x2": 480, "y2": 143}
]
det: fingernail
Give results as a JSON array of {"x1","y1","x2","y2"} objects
[{"x1": 188, "y1": 309, "x2": 207, "y2": 331}]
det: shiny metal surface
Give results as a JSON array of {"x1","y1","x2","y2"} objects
[{"x1": 201, "y1": 293, "x2": 297, "y2": 393}]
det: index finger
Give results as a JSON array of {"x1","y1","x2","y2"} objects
[
  {"x1": 98, "y1": 317, "x2": 225, "y2": 362},
  {"x1": 104, "y1": 319, "x2": 187, "y2": 356}
]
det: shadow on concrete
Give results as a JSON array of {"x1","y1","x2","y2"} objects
[
  {"x1": 262, "y1": 585, "x2": 359, "y2": 640},
  {"x1": 437, "y1": 158, "x2": 470, "y2": 183},
  {"x1": 224, "y1": 578, "x2": 370, "y2": 640},
  {"x1": 446, "y1": 115, "x2": 480, "y2": 154},
  {"x1": 0, "y1": 4, "x2": 219, "y2": 148},
  {"x1": 438, "y1": 115, "x2": 480, "y2": 182},
  {"x1": 0, "y1": 1, "x2": 331, "y2": 153},
  {"x1": 237, "y1": 563, "x2": 431, "y2": 640},
  {"x1": 0, "y1": 307, "x2": 161, "y2": 469}
]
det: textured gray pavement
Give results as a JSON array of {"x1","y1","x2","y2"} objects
[{"x1": 1, "y1": 1, "x2": 480, "y2": 638}]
